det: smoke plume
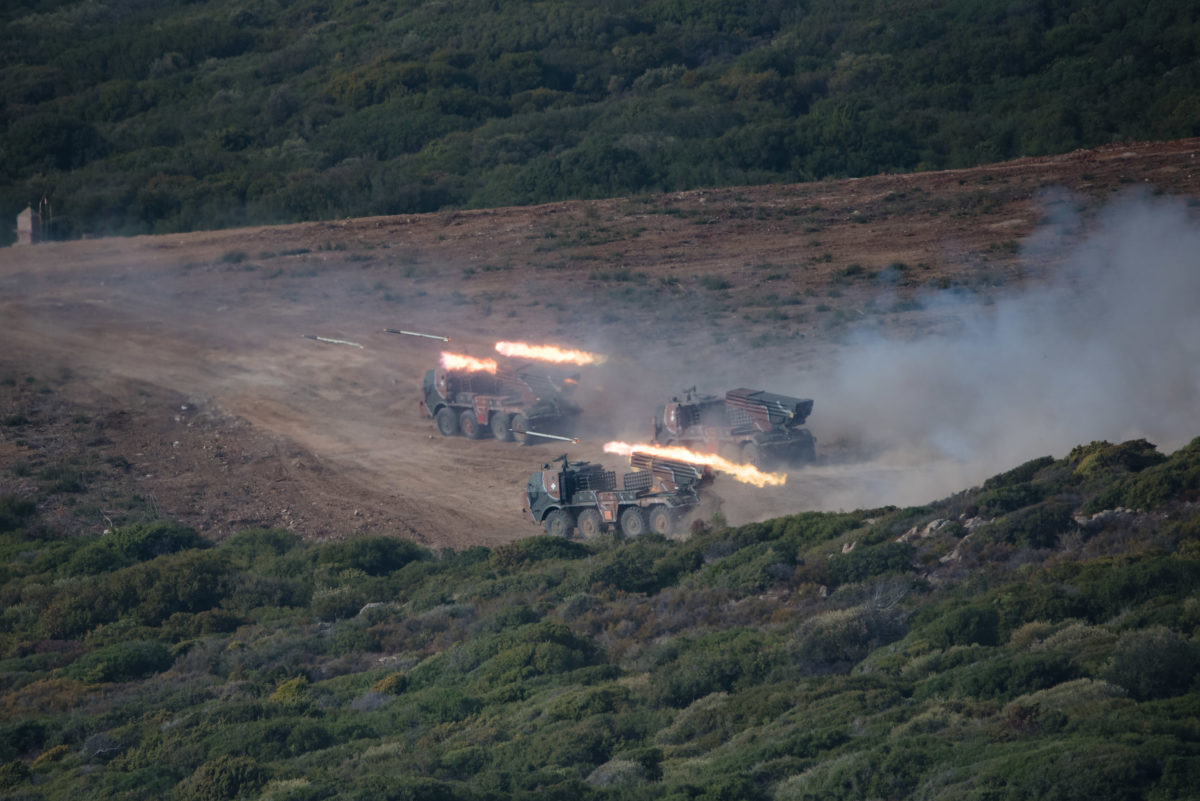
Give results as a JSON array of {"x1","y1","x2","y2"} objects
[{"x1": 800, "y1": 190, "x2": 1200, "y2": 509}]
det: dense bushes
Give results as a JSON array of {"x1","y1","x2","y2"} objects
[
  {"x1": 4, "y1": 0, "x2": 1199, "y2": 241},
  {"x1": 0, "y1": 436, "x2": 1198, "y2": 799},
  {"x1": 63, "y1": 639, "x2": 172, "y2": 683}
]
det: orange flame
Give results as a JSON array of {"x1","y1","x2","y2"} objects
[
  {"x1": 603, "y1": 441, "x2": 787, "y2": 488},
  {"x1": 495, "y1": 341, "x2": 606, "y2": 365},
  {"x1": 441, "y1": 351, "x2": 498, "y2": 373}
]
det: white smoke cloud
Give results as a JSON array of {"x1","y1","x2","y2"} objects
[{"x1": 800, "y1": 190, "x2": 1200, "y2": 508}]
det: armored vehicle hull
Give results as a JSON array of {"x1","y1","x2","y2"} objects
[
  {"x1": 421, "y1": 364, "x2": 580, "y2": 444},
  {"x1": 523, "y1": 453, "x2": 711, "y2": 538},
  {"x1": 653, "y1": 387, "x2": 816, "y2": 467}
]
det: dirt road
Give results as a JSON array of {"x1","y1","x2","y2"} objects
[{"x1": 3, "y1": 139, "x2": 1198, "y2": 548}]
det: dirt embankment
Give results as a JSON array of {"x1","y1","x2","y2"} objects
[{"x1": 2, "y1": 139, "x2": 1198, "y2": 548}]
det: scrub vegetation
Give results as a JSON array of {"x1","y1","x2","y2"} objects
[
  {"x1": 2, "y1": 0, "x2": 1198, "y2": 242},
  {"x1": 2, "y1": 433, "x2": 1199, "y2": 799}
]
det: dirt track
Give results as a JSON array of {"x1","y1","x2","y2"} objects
[{"x1": 3, "y1": 139, "x2": 1198, "y2": 548}]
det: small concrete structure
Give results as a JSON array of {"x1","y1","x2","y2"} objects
[{"x1": 16, "y1": 206, "x2": 41, "y2": 245}]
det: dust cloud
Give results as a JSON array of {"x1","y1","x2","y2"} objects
[{"x1": 794, "y1": 190, "x2": 1200, "y2": 510}]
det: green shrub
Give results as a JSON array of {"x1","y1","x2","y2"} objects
[
  {"x1": 124, "y1": 549, "x2": 234, "y2": 624},
  {"x1": 1154, "y1": 755, "x2": 1200, "y2": 800},
  {"x1": 1120, "y1": 438, "x2": 1200, "y2": 509},
  {"x1": 827, "y1": 541, "x2": 914, "y2": 585},
  {"x1": 269, "y1": 676, "x2": 311, "y2": 709},
  {"x1": 64, "y1": 639, "x2": 172, "y2": 683},
  {"x1": 693, "y1": 543, "x2": 793, "y2": 592},
  {"x1": 0, "y1": 495, "x2": 36, "y2": 534},
  {"x1": 792, "y1": 604, "x2": 908, "y2": 675},
  {"x1": 0, "y1": 760, "x2": 31, "y2": 789},
  {"x1": 492, "y1": 536, "x2": 589, "y2": 568},
  {"x1": 372, "y1": 671, "x2": 409, "y2": 695},
  {"x1": 926, "y1": 604, "x2": 1001, "y2": 648},
  {"x1": 1076, "y1": 556, "x2": 1200, "y2": 622},
  {"x1": 318, "y1": 536, "x2": 428, "y2": 576},
  {"x1": 977, "y1": 499, "x2": 1076, "y2": 550},
  {"x1": 587, "y1": 542, "x2": 676, "y2": 593},
  {"x1": 647, "y1": 629, "x2": 773, "y2": 707},
  {"x1": 0, "y1": 720, "x2": 48, "y2": 761},
  {"x1": 976, "y1": 482, "x2": 1045, "y2": 516},
  {"x1": 409, "y1": 687, "x2": 483, "y2": 723},
  {"x1": 1102, "y1": 626, "x2": 1199, "y2": 700},
  {"x1": 1070, "y1": 440, "x2": 1166, "y2": 479},
  {"x1": 177, "y1": 754, "x2": 270, "y2": 801},
  {"x1": 966, "y1": 741, "x2": 1158, "y2": 801},
  {"x1": 917, "y1": 651, "x2": 1077, "y2": 701},
  {"x1": 66, "y1": 521, "x2": 208, "y2": 575},
  {"x1": 218, "y1": 528, "x2": 303, "y2": 567},
  {"x1": 983, "y1": 455, "x2": 1056, "y2": 489}
]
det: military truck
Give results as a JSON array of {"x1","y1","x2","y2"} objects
[
  {"x1": 421, "y1": 363, "x2": 581, "y2": 444},
  {"x1": 523, "y1": 452, "x2": 712, "y2": 538},
  {"x1": 652, "y1": 386, "x2": 816, "y2": 467}
]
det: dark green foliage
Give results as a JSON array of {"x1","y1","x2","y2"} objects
[
  {"x1": 63, "y1": 639, "x2": 172, "y2": 683},
  {"x1": 1081, "y1": 437, "x2": 1200, "y2": 512},
  {"x1": 4, "y1": 113, "x2": 106, "y2": 171},
  {"x1": 587, "y1": 537, "x2": 684, "y2": 594},
  {"x1": 983, "y1": 455, "x2": 1056, "y2": 490},
  {"x1": 1117, "y1": 437, "x2": 1200, "y2": 509},
  {"x1": 827, "y1": 541, "x2": 915, "y2": 585},
  {"x1": 5, "y1": 0, "x2": 1198, "y2": 242},
  {"x1": 729, "y1": 511, "x2": 867, "y2": 552},
  {"x1": 0, "y1": 720, "x2": 47, "y2": 761},
  {"x1": 65, "y1": 520, "x2": 208, "y2": 575},
  {"x1": 925, "y1": 604, "x2": 1001, "y2": 647},
  {"x1": 1155, "y1": 755, "x2": 1200, "y2": 800},
  {"x1": 177, "y1": 754, "x2": 270, "y2": 801},
  {"x1": 218, "y1": 527, "x2": 301, "y2": 563},
  {"x1": 1, "y1": 435, "x2": 1199, "y2": 801},
  {"x1": 1075, "y1": 556, "x2": 1200, "y2": 623},
  {"x1": 1070, "y1": 440, "x2": 1168, "y2": 479},
  {"x1": 647, "y1": 629, "x2": 774, "y2": 707},
  {"x1": 474, "y1": 621, "x2": 599, "y2": 687},
  {"x1": 916, "y1": 651, "x2": 1078, "y2": 701},
  {"x1": 693, "y1": 542, "x2": 795, "y2": 592},
  {"x1": 793, "y1": 604, "x2": 910, "y2": 675},
  {"x1": 0, "y1": 759, "x2": 31, "y2": 789},
  {"x1": 318, "y1": 536, "x2": 429, "y2": 576},
  {"x1": 1102, "y1": 626, "x2": 1199, "y2": 700},
  {"x1": 977, "y1": 482, "x2": 1046, "y2": 516},
  {"x1": 0, "y1": 495, "x2": 36, "y2": 534},
  {"x1": 493, "y1": 536, "x2": 589, "y2": 568},
  {"x1": 977, "y1": 499, "x2": 1076, "y2": 549}
]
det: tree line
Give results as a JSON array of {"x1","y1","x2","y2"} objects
[{"x1": 1, "y1": 0, "x2": 1197, "y2": 243}]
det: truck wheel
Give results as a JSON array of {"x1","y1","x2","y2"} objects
[
  {"x1": 648, "y1": 505, "x2": 675, "y2": 535},
  {"x1": 576, "y1": 509, "x2": 604, "y2": 539},
  {"x1": 619, "y1": 507, "x2": 647, "y2": 537},
  {"x1": 510, "y1": 413, "x2": 531, "y2": 445},
  {"x1": 544, "y1": 508, "x2": 573, "y2": 538},
  {"x1": 459, "y1": 409, "x2": 484, "y2": 439},
  {"x1": 491, "y1": 412, "x2": 513, "y2": 441},
  {"x1": 435, "y1": 407, "x2": 459, "y2": 437}
]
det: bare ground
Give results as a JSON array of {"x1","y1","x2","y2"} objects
[{"x1": 2, "y1": 138, "x2": 1198, "y2": 549}]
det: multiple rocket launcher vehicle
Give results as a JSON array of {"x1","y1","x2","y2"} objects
[
  {"x1": 410, "y1": 334, "x2": 819, "y2": 538},
  {"x1": 305, "y1": 329, "x2": 816, "y2": 538}
]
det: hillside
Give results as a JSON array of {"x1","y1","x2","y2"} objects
[
  {"x1": 3, "y1": 0, "x2": 1199, "y2": 242},
  {"x1": 2, "y1": 141, "x2": 1200, "y2": 799},
  {"x1": 1, "y1": 396, "x2": 1199, "y2": 800},
  {"x1": 3, "y1": 138, "x2": 1200, "y2": 548}
]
